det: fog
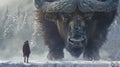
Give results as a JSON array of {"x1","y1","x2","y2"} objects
[
  {"x1": 0, "y1": 0, "x2": 48, "y2": 62},
  {"x1": 0, "y1": 0, "x2": 120, "y2": 62}
]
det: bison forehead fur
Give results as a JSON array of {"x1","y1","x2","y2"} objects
[{"x1": 35, "y1": 0, "x2": 118, "y2": 60}]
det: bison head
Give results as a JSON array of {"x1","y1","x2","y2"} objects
[
  {"x1": 35, "y1": 0, "x2": 118, "y2": 13},
  {"x1": 34, "y1": 0, "x2": 118, "y2": 52}
]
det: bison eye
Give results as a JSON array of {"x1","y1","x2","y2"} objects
[{"x1": 45, "y1": 0, "x2": 56, "y2": 2}]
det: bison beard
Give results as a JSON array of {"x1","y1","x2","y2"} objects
[{"x1": 35, "y1": 0, "x2": 118, "y2": 60}]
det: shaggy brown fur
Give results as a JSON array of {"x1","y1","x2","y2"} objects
[{"x1": 36, "y1": 8, "x2": 117, "y2": 60}]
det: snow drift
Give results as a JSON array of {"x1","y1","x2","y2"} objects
[
  {"x1": 0, "y1": 61, "x2": 120, "y2": 67},
  {"x1": 0, "y1": 0, "x2": 120, "y2": 62}
]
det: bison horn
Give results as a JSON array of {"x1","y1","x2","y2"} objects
[
  {"x1": 78, "y1": 0, "x2": 119, "y2": 12},
  {"x1": 34, "y1": 0, "x2": 76, "y2": 13}
]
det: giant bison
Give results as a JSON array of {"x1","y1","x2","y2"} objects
[{"x1": 34, "y1": 0, "x2": 119, "y2": 60}]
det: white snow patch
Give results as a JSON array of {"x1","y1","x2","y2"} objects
[{"x1": 0, "y1": 61, "x2": 120, "y2": 67}]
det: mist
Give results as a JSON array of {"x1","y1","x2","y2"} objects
[
  {"x1": 0, "y1": 0, "x2": 48, "y2": 62},
  {"x1": 0, "y1": 0, "x2": 120, "y2": 62}
]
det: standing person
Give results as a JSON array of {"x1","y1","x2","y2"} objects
[{"x1": 23, "y1": 40, "x2": 31, "y2": 63}]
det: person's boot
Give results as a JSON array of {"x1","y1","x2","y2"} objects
[
  {"x1": 27, "y1": 57, "x2": 29, "y2": 63},
  {"x1": 24, "y1": 57, "x2": 26, "y2": 63}
]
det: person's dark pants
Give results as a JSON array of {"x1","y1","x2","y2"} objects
[{"x1": 24, "y1": 55, "x2": 29, "y2": 63}]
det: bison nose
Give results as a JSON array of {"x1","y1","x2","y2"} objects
[
  {"x1": 68, "y1": 38, "x2": 84, "y2": 47},
  {"x1": 68, "y1": 38, "x2": 83, "y2": 47},
  {"x1": 69, "y1": 38, "x2": 80, "y2": 44},
  {"x1": 68, "y1": 36, "x2": 87, "y2": 47},
  {"x1": 69, "y1": 37, "x2": 86, "y2": 43}
]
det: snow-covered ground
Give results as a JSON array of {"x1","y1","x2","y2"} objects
[
  {"x1": 0, "y1": 0, "x2": 120, "y2": 64},
  {"x1": 0, "y1": 61, "x2": 120, "y2": 67}
]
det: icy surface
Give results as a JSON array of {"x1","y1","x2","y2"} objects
[
  {"x1": 0, "y1": 61, "x2": 120, "y2": 67},
  {"x1": 0, "y1": 0, "x2": 120, "y2": 62}
]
